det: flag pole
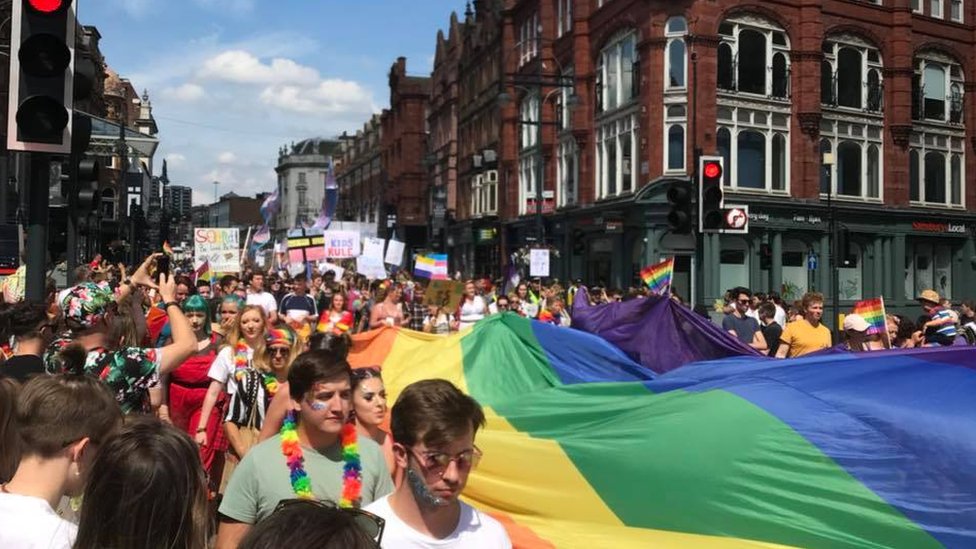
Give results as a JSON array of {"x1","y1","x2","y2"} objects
[
  {"x1": 879, "y1": 296, "x2": 891, "y2": 349},
  {"x1": 240, "y1": 226, "x2": 253, "y2": 265}
]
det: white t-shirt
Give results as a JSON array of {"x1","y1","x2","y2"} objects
[
  {"x1": 0, "y1": 492, "x2": 77, "y2": 549},
  {"x1": 365, "y1": 495, "x2": 511, "y2": 549},
  {"x1": 207, "y1": 345, "x2": 255, "y2": 395},
  {"x1": 773, "y1": 304, "x2": 788, "y2": 327},
  {"x1": 246, "y1": 291, "x2": 278, "y2": 317}
]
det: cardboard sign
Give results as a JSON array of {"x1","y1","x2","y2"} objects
[
  {"x1": 323, "y1": 230, "x2": 361, "y2": 258},
  {"x1": 529, "y1": 249, "x2": 550, "y2": 278},
  {"x1": 362, "y1": 237, "x2": 386, "y2": 260},
  {"x1": 194, "y1": 228, "x2": 240, "y2": 273},
  {"x1": 318, "y1": 262, "x2": 345, "y2": 280},
  {"x1": 385, "y1": 239, "x2": 405, "y2": 266},
  {"x1": 423, "y1": 280, "x2": 466, "y2": 310},
  {"x1": 356, "y1": 255, "x2": 387, "y2": 280}
]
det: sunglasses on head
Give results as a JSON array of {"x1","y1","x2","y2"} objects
[{"x1": 273, "y1": 499, "x2": 384, "y2": 544}]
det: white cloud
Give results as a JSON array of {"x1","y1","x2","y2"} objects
[
  {"x1": 198, "y1": 50, "x2": 319, "y2": 85},
  {"x1": 161, "y1": 83, "x2": 206, "y2": 102},
  {"x1": 260, "y1": 80, "x2": 376, "y2": 116},
  {"x1": 113, "y1": 0, "x2": 155, "y2": 19},
  {"x1": 217, "y1": 151, "x2": 238, "y2": 164},
  {"x1": 193, "y1": 0, "x2": 255, "y2": 15}
]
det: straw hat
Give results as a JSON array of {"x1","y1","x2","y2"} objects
[{"x1": 916, "y1": 289, "x2": 941, "y2": 305}]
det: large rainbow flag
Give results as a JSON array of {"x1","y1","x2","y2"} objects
[{"x1": 350, "y1": 314, "x2": 976, "y2": 548}]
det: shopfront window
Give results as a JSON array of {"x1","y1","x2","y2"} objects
[
  {"x1": 837, "y1": 242, "x2": 862, "y2": 300},
  {"x1": 719, "y1": 237, "x2": 749, "y2": 293},
  {"x1": 907, "y1": 242, "x2": 953, "y2": 299},
  {"x1": 781, "y1": 239, "x2": 809, "y2": 302}
]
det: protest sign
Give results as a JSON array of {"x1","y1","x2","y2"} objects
[
  {"x1": 323, "y1": 230, "x2": 361, "y2": 258},
  {"x1": 423, "y1": 279, "x2": 466, "y2": 310},
  {"x1": 194, "y1": 228, "x2": 240, "y2": 273},
  {"x1": 362, "y1": 237, "x2": 385, "y2": 260},
  {"x1": 385, "y1": 239, "x2": 405, "y2": 266},
  {"x1": 318, "y1": 262, "x2": 345, "y2": 280},
  {"x1": 530, "y1": 249, "x2": 550, "y2": 278},
  {"x1": 356, "y1": 255, "x2": 387, "y2": 280}
]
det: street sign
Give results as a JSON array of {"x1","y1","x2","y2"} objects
[
  {"x1": 808, "y1": 251, "x2": 818, "y2": 271},
  {"x1": 720, "y1": 204, "x2": 749, "y2": 234}
]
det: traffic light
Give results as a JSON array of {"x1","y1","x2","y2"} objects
[
  {"x1": 75, "y1": 157, "x2": 100, "y2": 216},
  {"x1": 698, "y1": 156, "x2": 724, "y2": 232},
  {"x1": 7, "y1": 0, "x2": 77, "y2": 153},
  {"x1": 572, "y1": 228, "x2": 585, "y2": 255},
  {"x1": 665, "y1": 179, "x2": 693, "y2": 233}
]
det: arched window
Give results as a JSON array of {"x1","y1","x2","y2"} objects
[
  {"x1": 737, "y1": 130, "x2": 765, "y2": 189},
  {"x1": 717, "y1": 127, "x2": 732, "y2": 179},
  {"x1": 717, "y1": 43, "x2": 734, "y2": 90},
  {"x1": 924, "y1": 151, "x2": 946, "y2": 203},
  {"x1": 668, "y1": 39, "x2": 686, "y2": 88},
  {"x1": 772, "y1": 133, "x2": 787, "y2": 190},
  {"x1": 668, "y1": 125, "x2": 685, "y2": 171},
  {"x1": 772, "y1": 53, "x2": 788, "y2": 98},
  {"x1": 923, "y1": 64, "x2": 946, "y2": 120},
  {"x1": 837, "y1": 48, "x2": 862, "y2": 108},
  {"x1": 738, "y1": 30, "x2": 766, "y2": 94},
  {"x1": 837, "y1": 141, "x2": 862, "y2": 196},
  {"x1": 666, "y1": 16, "x2": 687, "y2": 34},
  {"x1": 820, "y1": 139, "x2": 832, "y2": 194},
  {"x1": 909, "y1": 149, "x2": 920, "y2": 201},
  {"x1": 821, "y1": 60, "x2": 835, "y2": 105},
  {"x1": 867, "y1": 145, "x2": 880, "y2": 198}
]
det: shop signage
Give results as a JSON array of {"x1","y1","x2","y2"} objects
[
  {"x1": 791, "y1": 214, "x2": 823, "y2": 225},
  {"x1": 748, "y1": 212, "x2": 771, "y2": 223},
  {"x1": 912, "y1": 221, "x2": 967, "y2": 234},
  {"x1": 605, "y1": 221, "x2": 623, "y2": 234}
]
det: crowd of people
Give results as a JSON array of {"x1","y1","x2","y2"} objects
[
  {"x1": 0, "y1": 253, "x2": 511, "y2": 549},
  {"x1": 1, "y1": 250, "x2": 974, "y2": 548}
]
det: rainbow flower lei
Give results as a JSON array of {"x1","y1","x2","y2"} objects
[
  {"x1": 232, "y1": 340, "x2": 250, "y2": 381},
  {"x1": 280, "y1": 411, "x2": 362, "y2": 507}
]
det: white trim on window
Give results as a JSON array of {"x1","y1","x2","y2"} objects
[
  {"x1": 819, "y1": 118, "x2": 885, "y2": 201},
  {"x1": 716, "y1": 105, "x2": 791, "y2": 193},
  {"x1": 595, "y1": 112, "x2": 638, "y2": 199}
]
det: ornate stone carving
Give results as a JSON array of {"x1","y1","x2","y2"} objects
[
  {"x1": 797, "y1": 112, "x2": 822, "y2": 139},
  {"x1": 890, "y1": 124, "x2": 913, "y2": 148}
]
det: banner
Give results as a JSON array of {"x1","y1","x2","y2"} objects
[
  {"x1": 385, "y1": 239, "x2": 405, "y2": 266},
  {"x1": 424, "y1": 279, "x2": 466, "y2": 310},
  {"x1": 194, "y1": 228, "x2": 240, "y2": 273},
  {"x1": 529, "y1": 249, "x2": 550, "y2": 278},
  {"x1": 362, "y1": 237, "x2": 386, "y2": 260},
  {"x1": 414, "y1": 253, "x2": 448, "y2": 280},
  {"x1": 287, "y1": 228, "x2": 326, "y2": 265},
  {"x1": 356, "y1": 255, "x2": 387, "y2": 280},
  {"x1": 323, "y1": 230, "x2": 361, "y2": 258}
]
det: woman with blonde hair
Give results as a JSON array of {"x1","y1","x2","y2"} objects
[{"x1": 195, "y1": 305, "x2": 268, "y2": 468}]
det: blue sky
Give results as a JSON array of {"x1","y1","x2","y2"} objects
[{"x1": 82, "y1": 0, "x2": 467, "y2": 205}]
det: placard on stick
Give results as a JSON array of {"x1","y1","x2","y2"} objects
[{"x1": 423, "y1": 280, "x2": 466, "y2": 311}]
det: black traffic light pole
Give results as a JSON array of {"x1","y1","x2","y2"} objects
[
  {"x1": 25, "y1": 153, "x2": 49, "y2": 303},
  {"x1": 66, "y1": 152, "x2": 79, "y2": 284}
]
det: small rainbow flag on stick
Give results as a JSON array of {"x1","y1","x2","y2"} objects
[
  {"x1": 162, "y1": 241, "x2": 174, "y2": 256},
  {"x1": 852, "y1": 296, "x2": 890, "y2": 348},
  {"x1": 194, "y1": 260, "x2": 213, "y2": 284},
  {"x1": 640, "y1": 257, "x2": 674, "y2": 295}
]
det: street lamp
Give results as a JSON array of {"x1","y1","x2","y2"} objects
[
  {"x1": 822, "y1": 151, "x2": 840, "y2": 340},
  {"x1": 498, "y1": 36, "x2": 579, "y2": 246}
]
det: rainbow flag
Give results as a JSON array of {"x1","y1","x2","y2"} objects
[
  {"x1": 348, "y1": 314, "x2": 975, "y2": 548},
  {"x1": 162, "y1": 241, "x2": 174, "y2": 256},
  {"x1": 413, "y1": 254, "x2": 448, "y2": 280},
  {"x1": 640, "y1": 257, "x2": 673, "y2": 294},
  {"x1": 194, "y1": 260, "x2": 213, "y2": 284},
  {"x1": 852, "y1": 297, "x2": 887, "y2": 336}
]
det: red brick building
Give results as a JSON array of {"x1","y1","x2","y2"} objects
[
  {"x1": 428, "y1": 14, "x2": 464, "y2": 254},
  {"x1": 452, "y1": 0, "x2": 976, "y2": 316},
  {"x1": 336, "y1": 115, "x2": 383, "y2": 229},
  {"x1": 380, "y1": 58, "x2": 431, "y2": 247}
]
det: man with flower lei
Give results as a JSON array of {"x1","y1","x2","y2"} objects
[{"x1": 215, "y1": 349, "x2": 394, "y2": 548}]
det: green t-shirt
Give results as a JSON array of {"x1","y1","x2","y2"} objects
[{"x1": 219, "y1": 433, "x2": 395, "y2": 524}]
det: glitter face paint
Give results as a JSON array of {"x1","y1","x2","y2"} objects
[{"x1": 406, "y1": 467, "x2": 447, "y2": 508}]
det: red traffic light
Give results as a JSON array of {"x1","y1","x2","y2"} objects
[
  {"x1": 703, "y1": 161, "x2": 722, "y2": 179},
  {"x1": 26, "y1": 0, "x2": 69, "y2": 14}
]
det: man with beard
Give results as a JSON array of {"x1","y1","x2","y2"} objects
[
  {"x1": 215, "y1": 350, "x2": 394, "y2": 548},
  {"x1": 365, "y1": 379, "x2": 511, "y2": 548}
]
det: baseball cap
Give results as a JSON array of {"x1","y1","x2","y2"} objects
[{"x1": 842, "y1": 313, "x2": 870, "y2": 332}]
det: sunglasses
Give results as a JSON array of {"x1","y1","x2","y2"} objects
[
  {"x1": 268, "y1": 347, "x2": 290, "y2": 357},
  {"x1": 737, "y1": 299, "x2": 750, "y2": 305},
  {"x1": 273, "y1": 499, "x2": 384, "y2": 544},
  {"x1": 405, "y1": 445, "x2": 483, "y2": 475}
]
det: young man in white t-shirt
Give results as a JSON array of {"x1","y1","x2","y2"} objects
[
  {"x1": 365, "y1": 380, "x2": 511, "y2": 548},
  {"x1": 0, "y1": 375, "x2": 121, "y2": 549},
  {"x1": 245, "y1": 272, "x2": 278, "y2": 324}
]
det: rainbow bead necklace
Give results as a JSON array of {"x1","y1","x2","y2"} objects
[{"x1": 280, "y1": 411, "x2": 362, "y2": 507}]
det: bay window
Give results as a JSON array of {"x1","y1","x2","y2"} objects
[
  {"x1": 595, "y1": 114, "x2": 638, "y2": 199},
  {"x1": 596, "y1": 31, "x2": 638, "y2": 113},
  {"x1": 717, "y1": 16, "x2": 790, "y2": 99}
]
